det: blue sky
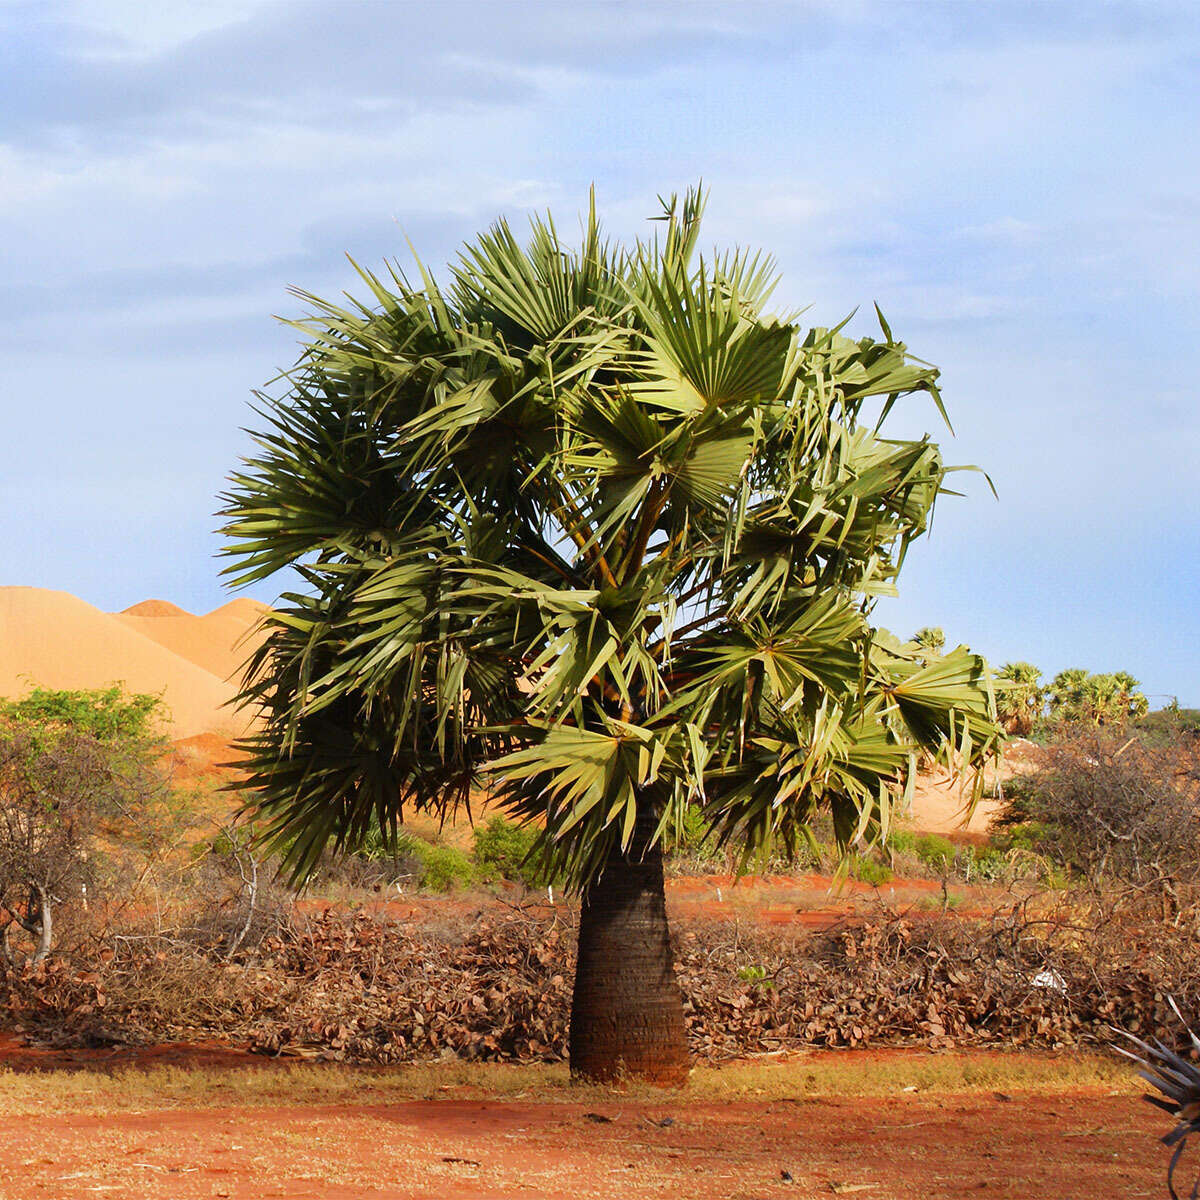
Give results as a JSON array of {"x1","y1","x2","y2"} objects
[{"x1": 1, "y1": 0, "x2": 1197, "y2": 704}]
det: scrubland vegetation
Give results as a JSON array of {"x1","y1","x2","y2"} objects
[{"x1": 1, "y1": 684, "x2": 1196, "y2": 1073}]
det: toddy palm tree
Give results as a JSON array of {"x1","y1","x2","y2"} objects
[
  {"x1": 221, "y1": 187, "x2": 1001, "y2": 1082},
  {"x1": 911, "y1": 627, "x2": 946, "y2": 658},
  {"x1": 996, "y1": 661, "x2": 1045, "y2": 736},
  {"x1": 1049, "y1": 668, "x2": 1149, "y2": 726}
]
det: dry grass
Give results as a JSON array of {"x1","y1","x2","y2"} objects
[{"x1": 0, "y1": 1049, "x2": 1138, "y2": 1116}]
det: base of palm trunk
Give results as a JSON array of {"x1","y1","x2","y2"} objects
[{"x1": 569, "y1": 818, "x2": 689, "y2": 1084}]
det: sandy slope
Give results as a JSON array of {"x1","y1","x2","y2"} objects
[
  {"x1": 0, "y1": 587, "x2": 259, "y2": 739},
  {"x1": 116, "y1": 603, "x2": 265, "y2": 684},
  {"x1": 902, "y1": 766, "x2": 1001, "y2": 835}
]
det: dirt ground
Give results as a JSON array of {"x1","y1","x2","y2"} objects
[
  {"x1": 0, "y1": 1055, "x2": 1174, "y2": 1200},
  {"x1": 0, "y1": 1090, "x2": 1167, "y2": 1200}
]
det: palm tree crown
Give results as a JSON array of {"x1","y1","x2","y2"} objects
[{"x1": 221, "y1": 187, "x2": 1000, "y2": 888}]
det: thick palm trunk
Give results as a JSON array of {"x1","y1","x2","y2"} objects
[{"x1": 569, "y1": 808, "x2": 689, "y2": 1083}]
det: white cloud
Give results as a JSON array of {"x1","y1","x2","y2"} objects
[
  {"x1": 61, "y1": 0, "x2": 269, "y2": 57},
  {"x1": 0, "y1": 0, "x2": 1195, "y2": 699}
]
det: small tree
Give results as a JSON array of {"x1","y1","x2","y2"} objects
[
  {"x1": 221, "y1": 187, "x2": 1001, "y2": 1080},
  {"x1": 0, "y1": 689, "x2": 173, "y2": 967}
]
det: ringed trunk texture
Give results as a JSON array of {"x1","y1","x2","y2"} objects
[{"x1": 569, "y1": 809, "x2": 689, "y2": 1084}]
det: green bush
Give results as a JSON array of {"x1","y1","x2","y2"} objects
[
  {"x1": 409, "y1": 840, "x2": 475, "y2": 892},
  {"x1": 886, "y1": 830, "x2": 916, "y2": 854},
  {"x1": 352, "y1": 823, "x2": 416, "y2": 861},
  {"x1": 0, "y1": 685, "x2": 163, "y2": 744},
  {"x1": 963, "y1": 845, "x2": 1007, "y2": 880},
  {"x1": 914, "y1": 833, "x2": 955, "y2": 873},
  {"x1": 1044, "y1": 864, "x2": 1071, "y2": 890},
  {"x1": 990, "y1": 822, "x2": 1046, "y2": 854},
  {"x1": 993, "y1": 773, "x2": 1040, "y2": 825},
  {"x1": 472, "y1": 816, "x2": 554, "y2": 889},
  {"x1": 664, "y1": 804, "x2": 721, "y2": 859},
  {"x1": 853, "y1": 856, "x2": 893, "y2": 887}
]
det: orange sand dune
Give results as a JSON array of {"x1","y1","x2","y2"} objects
[
  {"x1": 116, "y1": 608, "x2": 265, "y2": 685},
  {"x1": 902, "y1": 767, "x2": 1001, "y2": 835},
  {"x1": 0, "y1": 587, "x2": 254, "y2": 740},
  {"x1": 122, "y1": 599, "x2": 193, "y2": 619},
  {"x1": 896, "y1": 741, "x2": 1037, "y2": 836},
  {"x1": 205, "y1": 597, "x2": 271, "y2": 626},
  {"x1": 165, "y1": 731, "x2": 247, "y2": 783}
]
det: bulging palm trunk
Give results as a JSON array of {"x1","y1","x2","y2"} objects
[{"x1": 569, "y1": 808, "x2": 689, "y2": 1083}]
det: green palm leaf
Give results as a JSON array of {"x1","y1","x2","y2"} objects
[{"x1": 220, "y1": 184, "x2": 1002, "y2": 886}]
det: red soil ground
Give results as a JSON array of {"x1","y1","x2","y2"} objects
[
  {"x1": 0, "y1": 1086, "x2": 1165, "y2": 1200},
  {"x1": 288, "y1": 870, "x2": 1022, "y2": 935}
]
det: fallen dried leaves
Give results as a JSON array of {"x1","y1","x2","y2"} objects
[{"x1": 4, "y1": 905, "x2": 1198, "y2": 1063}]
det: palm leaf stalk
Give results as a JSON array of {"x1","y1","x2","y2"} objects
[
  {"x1": 1114, "y1": 1000, "x2": 1200, "y2": 1200},
  {"x1": 220, "y1": 186, "x2": 1002, "y2": 1082}
]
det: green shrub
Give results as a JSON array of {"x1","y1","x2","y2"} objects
[
  {"x1": 1043, "y1": 864, "x2": 1070, "y2": 890},
  {"x1": 472, "y1": 816, "x2": 554, "y2": 889},
  {"x1": 410, "y1": 840, "x2": 475, "y2": 892},
  {"x1": 914, "y1": 833, "x2": 955, "y2": 873},
  {"x1": 990, "y1": 822, "x2": 1046, "y2": 854},
  {"x1": 853, "y1": 856, "x2": 893, "y2": 887},
  {"x1": 352, "y1": 823, "x2": 416, "y2": 861},
  {"x1": 664, "y1": 803, "x2": 722, "y2": 860},
  {"x1": 886, "y1": 830, "x2": 916, "y2": 854},
  {"x1": 0, "y1": 685, "x2": 163, "y2": 744},
  {"x1": 963, "y1": 845, "x2": 1008, "y2": 881},
  {"x1": 993, "y1": 773, "x2": 1040, "y2": 825}
]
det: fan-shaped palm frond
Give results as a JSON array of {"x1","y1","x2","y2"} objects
[{"x1": 221, "y1": 184, "x2": 1001, "y2": 891}]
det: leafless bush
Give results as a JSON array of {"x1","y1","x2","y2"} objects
[
  {"x1": 184, "y1": 824, "x2": 293, "y2": 959},
  {"x1": 998, "y1": 726, "x2": 1200, "y2": 915}
]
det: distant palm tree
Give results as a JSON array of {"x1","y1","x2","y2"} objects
[
  {"x1": 220, "y1": 187, "x2": 1001, "y2": 1081},
  {"x1": 1050, "y1": 668, "x2": 1149, "y2": 725},
  {"x1": 911, "y1": 627, "x2": 946, "y2": 658},
  {"x1": 996, "y1": 661, "x2": 1044, "y2": 735}
]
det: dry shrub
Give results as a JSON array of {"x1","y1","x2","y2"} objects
[
  {"x1": 999, "y1": 724, "x2": 1200, "y2": 916},
  {"x1": 678, "y1": 905, "x2": 1200, "y2": 1057},
  {"x1": 7, "y1": 898, "x2": 1200, "y2": 1064}
]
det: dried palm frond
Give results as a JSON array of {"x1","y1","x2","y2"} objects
[{"x1": 1114, "y1": 998, "x2": 1200, "y2": 1200}]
